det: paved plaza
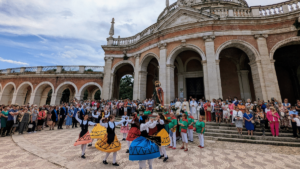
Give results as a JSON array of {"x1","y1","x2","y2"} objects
[{"x1": 1, "y1": 128, "x2": 300, "y2": 169}]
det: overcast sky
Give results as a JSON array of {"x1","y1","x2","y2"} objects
[{"x1": 0, "y1": 0, "x2": 286, "y2": 69}]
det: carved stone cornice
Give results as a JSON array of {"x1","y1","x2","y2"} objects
[
  {"x1": 134, "y1": 53, "x2": 141, "y2": 58},
  {"x1": 158, "y1": 42, "x2": 167, "y2": 50},
  {"x1": 104, "y1": 57, "x2": 114, "y2": 61},
  {"x1": 201, "y1": 60, "x2": 207, "y2": 64},
  {"x1": 202, "y1": 35, "x2": 215, "y2": 42},
  {"x1": 254, "y1": 34, "x2": 268, "y2": 39},
  {"x1": 181, "y1": 39, "x2": 186, "y2": 47},
  {"x1": 270, "y1": 59, "x2": 276, "y2": 63},
  {"x1": 166, "y1": 64, "x2": 176, "y2": 68}
]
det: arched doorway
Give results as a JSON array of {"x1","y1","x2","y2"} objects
[
  {"x1": 15, "y1": 82, "x2": 33, "y2": 105},
  {"x1": 140, "y1": 55, "x2": 160, "y2": 100},
  {"x1": 54, "y1": 82, "x2": 78, "y2": 105},
  {"x1": 112, "y1": 63, "x2": 134, "y2": 99},
  {"x1": 32, "y1": 82, "x2": 54, "y2": 106},
  {"x1": 274, "y1": 44, "x2": 300, "y2": 105},
  {"x1": 173, "y1": 50, "x2": 204, "y2": 100},
  {"x1": 219, "y1": 48, "x2": 256, "y2": 101},
  {"x1": 78, "y1": 82, "x2": 102, "y2": 101},
  {"x1": 0, "y1": 82, "x2": 16, "y2": 105}
]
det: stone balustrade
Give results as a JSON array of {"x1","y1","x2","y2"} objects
[
  {"x1": 108, "y1": 0, "x2": 300, "y2": 47},
  {"x1": 0, "y1": 66, "x2": 104, "y2": 75}
]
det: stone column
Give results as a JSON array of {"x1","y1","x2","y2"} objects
[
  {"x1": 203, "y1": 35, "x2": 222, "y2": 100},
  {"x1": 216, "y1": 60, "x2": 223, "y2": 99},
  {"x1": 238, "y1": 70, "x2": 252, "y2": 100},
  {"x1": 56, "y1": 66, "x2": 63, "y2": 73},
  {"x1": 254, "y1": 34, "x2": 281, "y2": 101},
  {"x1": 158, "y1": 43, "x2": 168, "y2": 105},
  {"x1": 133, "y1": 54, "x2": 141, "y2": 100},
  {"x1": 202, "y1": 60, "x2": 209, "y2": 100},
  {"x1": 178, "y1": 73, "x2": 184, "y2": 99},
  {"x1": 102, "y1": 57, "x2": 114, "y2": 100},
  {"x1": 11, "y1": 93, "x2": 18, "y2": 104},
  {"x1": 249, "y1": 60, "x2": 267, "y2": 101},
  {"x1": 166, "y1": 64, "x2": 175, "y2": 105},
  {"x1": 138, "y1": 71, "x2": 148, "y2": 100},
  {"x1": 79, "y1": 66, "x2": 85, "y2": 73}
]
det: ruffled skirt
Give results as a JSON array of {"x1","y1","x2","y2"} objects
[
  {"x1": 74, "y1": 131, "x2": 92, "y2": 146},
  {"x1": 129, "y1": 136, "x2": 160, "y2": 161},
  {"x1": 90, "y1": 124, "x2": 107, "y2": 139},
  {"x1": 126, "y1": 127, "x2": 141, "y2": 141},
  {"x1": 153, "y1": 128, "x2": 170, "y2": 146},
  {"x1": 121, "y1": 126, "x2": 130, "y2": 133},
  {"x1": 95, "y1": 135, "x2": 121, "y2": 153}
]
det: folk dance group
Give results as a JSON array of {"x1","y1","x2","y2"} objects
[{"x1": 72, "y1": 109, "x2": 205, "y2": 168}]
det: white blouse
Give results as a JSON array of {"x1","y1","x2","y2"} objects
[
  {"x1": 100, "y1": 119, "x2": 125, "y2": 129},
  {"x1": 75, "y1": 113, "x2": 96, "y2": 126},
  {"x1": 140, "y1": 121, "x2": 157, "y2": 133},
  {"x1": 121, "y1": 115, "x2": 131, "y2": 126}
]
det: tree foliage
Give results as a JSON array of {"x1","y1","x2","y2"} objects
[{"x1": 119, "y1": 75, "x2": 133, "y2": 100}]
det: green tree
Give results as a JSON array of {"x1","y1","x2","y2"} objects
[{"x1": 119, "y1": 75, "x2": 133, "y2": 100}]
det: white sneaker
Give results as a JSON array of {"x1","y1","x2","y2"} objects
[{"x1": 28, "y1": 132, "x2": 32, "y2": 134}]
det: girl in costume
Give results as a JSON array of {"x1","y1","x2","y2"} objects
[
  {"x1": 96, "y1": 115, "x2": 125, "y2": 166},
  {"x1": 154, "y1": 114, "x2": 170, "y2": 162},
  {"x1": 88, "y1": 110, "x2": 107, "y2": 147},
  {"x1": 74, "y1": 113, "x2": 97, "y2": 159},
  {"x1": 126, "y1": 112, "x2": 141, "y2": 153},
  {"x1": 121, "y1": 111, "x2": 131, "y2": 141},
  {"x1": 178, "y1": 114, "x2": 189, "y2": 151},
  {"x1": 129, "y1": 115, "x2": 161, "y2": 169}
]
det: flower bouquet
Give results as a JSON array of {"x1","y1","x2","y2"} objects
[
  {"x1": 171, "y1": 105, "x2": 178, "y2": 112},
  {"x1": 138, "y1": 105, "x2": 146, "y2": 112},
  {"x1": 155, "y1": 104, "x2": 165, "y2": 112}
]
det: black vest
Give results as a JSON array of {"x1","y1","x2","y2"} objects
[
  {"x1": 80, "y1": 120, "x2": 89, "y2": 137},
  {"x1": 107, "y1": 122, "x2": 115, "y2": 145}
]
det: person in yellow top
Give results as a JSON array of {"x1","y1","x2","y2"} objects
[{"x1": 238, "y1": 102, "x2": 246, "y2": 113}]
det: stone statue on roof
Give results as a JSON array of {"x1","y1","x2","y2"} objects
[{"x1": 177, "y1": 0, "x2": 195, "y2": 7}]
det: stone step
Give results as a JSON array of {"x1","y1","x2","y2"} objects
[
  {"x1": 205, "y1": 125, "x2": 293, "y2": 133},
  {"x1": 206, "y1": 129, "x2": 293, "y2": 137},
  {"x1": 215, "y1": 137, "x2": 300, "y2": 147},
  {"x1": 204, "y1": 132, "x2": 300, "y2": 143}
]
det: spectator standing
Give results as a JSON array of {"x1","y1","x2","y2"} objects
[
  {"x1": 233, "y1": 106, "x2": 243, "y2": 135},
  {"x1": 1, "y1": 106, "x2": 9, "y2": 137},
  {"x1": 289, "y1": 106, "x2": 299, "y2": 138},
  {"x1": 19, "y1": 108, "x2": 31, "y2": 134},
  {"x1": 267, "y1": 107, "x2": 280, "y2": 137},
  {"x1": 37, "y1": 108, "x2": 46, "y2": 131},
  {"x1": 244, "y1": 109, "x2": 254, "y2": 136}
]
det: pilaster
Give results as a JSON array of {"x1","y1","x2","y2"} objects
[
  {"x1": 254, "y1": 34, "x2": 281, "y2": 101},
  {"x1": 203, "y1": 35, "x2": 222, "y2": 100},
  {"x1": 133, "y1": 54, "x2": 141, "y2": 100},
  {"x1": 166, "y1": 64, "x2": 175, "y2": 105},
  {"x1": 238, "y1": 70, "x2": 252, "y2": 100},
  {"x1": 138, "y1": 71, "x2": 148, "y2": 100},
  {"x1": 158, "y1": 42, "x2": 168, "y2": 105},
  {"x1": 102, "y1": 57, "x2": 114, "y2": 100}
]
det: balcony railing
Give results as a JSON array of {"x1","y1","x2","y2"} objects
[{"x1": 0, "y1": 66, "x2": 104, "y2": 75}]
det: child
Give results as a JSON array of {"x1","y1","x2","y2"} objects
[{"x1": 121, "y1": 111, "x2": 131, "y2": 141}]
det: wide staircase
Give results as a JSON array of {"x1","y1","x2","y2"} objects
[
  {"x1": 204, "y1": 122, "x2": 300, "y2": 147},
  {"x1": 115, "y1": 116, "x2": 300, "y2": 147}
]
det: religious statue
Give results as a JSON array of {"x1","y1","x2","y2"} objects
[
  {"x1": 177, "y1": 0, "x2": 195, "y2": 7},
  {"x1": 153, "y1": 80, "x2": 164, "y2": 106}
]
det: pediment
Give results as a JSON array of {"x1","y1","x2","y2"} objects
[{"x1": 156, "y1": 8, "x2": 216, "y2": 31}]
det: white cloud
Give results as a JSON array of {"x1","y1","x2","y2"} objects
[{"x1": 0, "y1": 57, "x2": 28, "y2": 65}]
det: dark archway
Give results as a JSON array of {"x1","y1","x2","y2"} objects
[
  {"x1": 274, "y1": 44, "x2": 300, "y2": 105},
  {"x1": 112, "y1": 64, "x2": 134, "y2": 99}
]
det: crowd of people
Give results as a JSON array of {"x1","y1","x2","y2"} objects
[{"x1": 0, "y1": 96, "x2": 300, "y2": 168}]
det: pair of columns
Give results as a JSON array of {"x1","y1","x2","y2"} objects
[{"x1": 102, "y1": 34, "x2": 282, "y2": 104}]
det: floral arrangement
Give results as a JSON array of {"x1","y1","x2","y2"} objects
[
  {"x1": 171, "y1": 105, "x2": 178, "y2": 111},
  {"x1": 155, "y1": 104, "x2": 165, "y2": 112},
  {"x1": 138, "y1": 105, "x2": 146, "y2": 112}
]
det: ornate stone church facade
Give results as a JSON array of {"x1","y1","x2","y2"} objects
[{"x1": 102, "y1": 0, "x2": 300, "y2": 105}]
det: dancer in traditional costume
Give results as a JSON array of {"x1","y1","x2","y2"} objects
[
  {"x1": 154, "y1": 114, "x2": 170, "y2": 162},
  {"x1": 126, "y1": 112, "x2": 140, "y2": 153},
  {"x1": 129, "y1": 115, "x2": 161, "y2": 169},
  {"x1": 74, "y1": 113, "x2": 97, "y2": 159},
  {"x1": 88, "y1": 111, "x2": 107, "y2": 147},
  {"x1": 178, "y1": 114, "x2": 189, "y2": 151},
  {"x1": 96, "y1": 115, "x2": 125, "y2": 166},
  {"x1": 121, "y1": 111, "x2": 131, "y2": 141},
  {"x1": 167, "y1": 112, "x2": 177, "y2": 149},
  {"x1": 187, "y1": 112, "x2": 195, "y2": 142}
]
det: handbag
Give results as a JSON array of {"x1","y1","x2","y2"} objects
[
  {"x1": 246, "y1": 113, "x2": 255, "y2": 124},
  {"x1": 47, "y1": 121, "x2": 53, "y2": 125},
  {"x1": 28, "y1": 124, "x2": 33, "y2": 128},
  {"x1": 206, "y1": 106, "x2": 212, "y2": 112}
]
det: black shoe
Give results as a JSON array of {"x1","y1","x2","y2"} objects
[
  {"x1": 81, "y1": 155, "x2": 86, "y2": 159},
  {"x1": 88, "y1": 144, "x2": 92, "y2": 147},
  {"x1": 163, "y1": 157, "x2": 168, "y2": 162},
  {"x1": 158, "y1": 155, "x2": 164, "y2": 159},
  {"x1": 122, "y1": 138, "x2": 126, "y2": 141},
  {"x1": 75, "y1": 126, "x2": 78, "y2": 128},
  {"x1": 126, "y1": 149, "x2": 129, "y2": 153},
  {"x1": 1, "y1": 135, "x2": 5, "y2": 137},
  {"x1": 112, "y1": 163, "x2": 119, "y2": 166},
  {"x1": 103, "y1": 160, "x2": 108, "y2": 165}
]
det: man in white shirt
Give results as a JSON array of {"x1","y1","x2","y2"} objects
[
  {"x1": 182, "y1": 98, "x2": 190, "y2": 113},
  {"x1": 190, "y1": 99, "x2": 197, "y2": 119},
  {"x1": 175, "y1": 99, "x2": 182, "y2": 115}
]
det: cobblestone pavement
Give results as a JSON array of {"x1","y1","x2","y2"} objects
[{"x1": 2, "y1": 127, "x2": 300, "y2": 169}]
